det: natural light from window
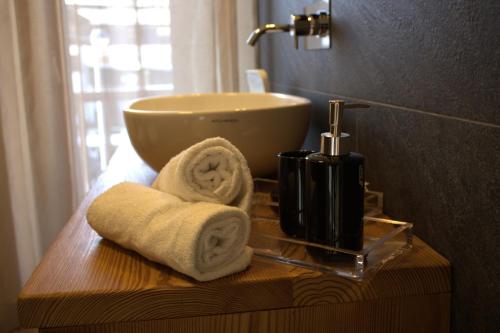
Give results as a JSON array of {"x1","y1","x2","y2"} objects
[{"x1": 64, "y1": 0, "x2": 172, "y2": 190}]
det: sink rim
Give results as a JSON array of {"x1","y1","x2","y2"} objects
[{"x1": 124, "y1": 92, "x2": 311, "y2": 115}]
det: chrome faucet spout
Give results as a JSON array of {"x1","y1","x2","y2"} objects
[
  {"x1": 246, "y1": 24, "x2": 291, "y2": 46},
  {"x1": 246, "y1": 2, "x2": 331, "y2": 49}
]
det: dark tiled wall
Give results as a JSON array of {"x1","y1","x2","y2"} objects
[{"x1": 258, "y1": 1, "x2": 500, "y2": 332}]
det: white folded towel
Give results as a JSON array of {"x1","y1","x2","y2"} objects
[
  {"x1": 87, "y1": 182, "x2": 253, "y2": 282},
  {"x1": 152, "y1": 137, "x2": 254, "y2": 213}
]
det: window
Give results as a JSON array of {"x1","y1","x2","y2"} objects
[{"x1": 63, "y1": 0, "x2": 172, "y2": 190}]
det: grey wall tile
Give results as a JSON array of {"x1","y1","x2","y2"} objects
[
  {"x1": 258, "y1": 1, "x2": 500, "y2": 330},
  {"x1": 356, "y1": 106, "x2": 500, "y2": 333},
  {"x1": 258, "y1": 0, "x2": 500, "y2": 125},
  {"x1": 271, "y1": 83, "x2": 500, "y2": 331}
]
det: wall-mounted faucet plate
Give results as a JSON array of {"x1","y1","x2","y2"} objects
[
  {"x1": 304, "y1": 0, "x2": 331, "y2": 50},
  {"x1": 246, "y1": 0, "x2": 331, "y2": 50}
]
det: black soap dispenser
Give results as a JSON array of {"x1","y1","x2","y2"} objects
[{"x1": 305, "y1": 100, "x2": 368, "y2": 259}]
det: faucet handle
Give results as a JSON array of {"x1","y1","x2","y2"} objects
[
  {"x1": 290, "y1": 12, "x2": 331, "y2": 49},
  {"x1": 290, "y1": 15, "x2": 310, "y2": 49},
  {"x1": 309, "y1": 12, "x2": 330, "y2": 36}
]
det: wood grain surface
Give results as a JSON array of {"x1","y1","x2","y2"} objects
[
  {"x1": 40, "y1": 294, "x2": 451, "y2": 333},
  {"x1": 18, "y1": 141, "x2": 451, "y2": 330}
]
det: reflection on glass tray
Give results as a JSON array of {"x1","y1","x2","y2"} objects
[{"x1": 250, "y1": 178, "x2": 413, "y2": 281}]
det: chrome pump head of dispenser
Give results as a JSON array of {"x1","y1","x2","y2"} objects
[{"x1": 320, "y1": 100, "x2": 370, "y2": 156}]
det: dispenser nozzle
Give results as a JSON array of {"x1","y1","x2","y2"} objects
[
  {"x1": 329, "y1": 100, "x2": 370, "y2": 136},
  {"x1": 321, "y1": 100, "x2": 370, "y2": 156},
  {"x1": 329, "y1": 100, "x2": 344, "y2": 137}
]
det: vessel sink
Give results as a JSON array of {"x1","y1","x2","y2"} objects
[{"x1": 124, "y1": 93, "x2": 311, "y2": 176}]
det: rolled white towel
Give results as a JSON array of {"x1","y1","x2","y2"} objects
[
  {"x1": 152, "y1": 137, "x2": 253, "y2": 213},
  {"x1": 86, "y1": 182, "x2": 253, "y2": 282}
]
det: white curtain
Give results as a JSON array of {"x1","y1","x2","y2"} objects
[
  {"x1": 0, "y1": 0, "x2": 76, "y2": 331},
  {"x1": 0, "y1": 0, "x2": 257, "y2": 331},
  {"x1": 170, "y1": 0, "x2": 257, "y2": 93}
]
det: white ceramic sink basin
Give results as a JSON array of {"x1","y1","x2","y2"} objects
[{"x1": 124, "y1": 93, "x2": 311, "y2": 176}]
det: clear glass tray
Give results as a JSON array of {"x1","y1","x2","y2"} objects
[{"x1": 250, "y1": 179, "x2": 413, "y2": 281}]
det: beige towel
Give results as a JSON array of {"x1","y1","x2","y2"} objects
[
  {"x1": 152, "y1": 137, "x2": 253, "y2": 213},
  {"x1": 87, "y1": 182, "x2": 253, "y2": 282}
]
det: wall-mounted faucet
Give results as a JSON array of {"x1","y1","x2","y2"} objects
[{"x1": 247, "y1": 1, "x2": 331, "y2": 50}]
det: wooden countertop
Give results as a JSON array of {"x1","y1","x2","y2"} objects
[{"x1": 18, "y1": 142, "x2": 451, "y2": 329}]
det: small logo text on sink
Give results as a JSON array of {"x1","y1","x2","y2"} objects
[{"x1": 211, "y1": 119, "x2": 239, "y2": 123}]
